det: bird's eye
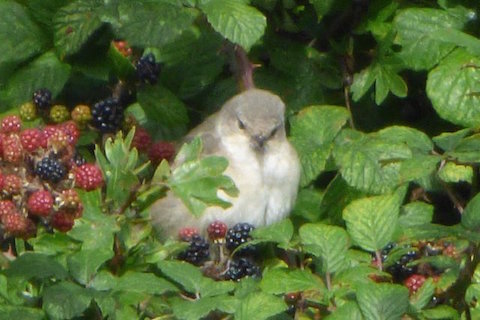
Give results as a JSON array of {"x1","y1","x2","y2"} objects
[{"x1": 238, "y1": 119, "x2": 245, "y2": 130}]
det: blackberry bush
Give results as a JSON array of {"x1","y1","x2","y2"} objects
[{"x1": 2, "y1": 1, "x2": 480, "y2": 319}]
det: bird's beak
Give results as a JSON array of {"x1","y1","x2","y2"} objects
[{"x1": 252, "y1": 135, "x2": 267, "y2": 150}]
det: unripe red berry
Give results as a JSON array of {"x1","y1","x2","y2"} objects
[{"x1": 27, "y1": 190, "x2": 54, "y2": 217}]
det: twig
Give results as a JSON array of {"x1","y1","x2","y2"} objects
[
  {"x1": 440, "y1": 179, "x2": 465, "y2": 214},
  {"x1": 341, "y1": 55, "x2": 356, "y2": 129},
  {"x1": 375, "y1": 250, "x2": 383, "y2": 272},
  {"x1": 344, "y1": 86, "x2": 355, "y2": 129},
  {"x1": 234, "y1": 46, "x2": 256, "y2": 90}
]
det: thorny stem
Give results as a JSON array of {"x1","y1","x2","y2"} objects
[
  {"x1": 375, "y1": 250, "x2": 383, "y2": 272},
  {"x1": 344, "y1": 86, "x2": 355, "y2": 129},
  {"x1": 442, "y1": 181, "x2": 465, "y2": 214},
  {"x1": 325, "y1": 272, "x2": 332, "y2": 291},
  {"x1": 341, "y1": 54, "x2": 356, "y2": 129},
  {"x1": 234, "y1": 45, "x2": 256, "y2": 91},
  {"x1": 436, "y1": 160, "x2": 465, "y2": 214}
]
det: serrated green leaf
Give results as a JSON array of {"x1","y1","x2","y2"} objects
[
  {"x1": 170, "y1": 296, "x2": 237, "y2": 320},
  {"x1": 351, "y1": 62, "x2": 407, "y2": 105},
  {"x1": 438, "y1": 162, "x2": 473, "y2": 183},
  {"x1": 24, "y1": 0, "x2": 70, "y2": 32},
  {"x1": 67, "y1": 249, "x2": 112, "y2": 285},
  {"x1": 334, "y1": 265, "x2": 387, "y2": 288},
  {"x1": 427, "y1": 48, "x2": 480, "y2": 128},
  {"x1": 399, "y1": 202, "x2": 434, "y2": 227},
  {"x1": 433, "y1": 128, "x2": 472, "y2": 152},
  {"x1": 333, "y1": 129, "x2": 412, "y2": 194},
  {"x1": 343, "y1": 194, "x2": 401, "y2": 252},
  {"x1": 43, "y1": 282, "x2": 93, "y2": 320},
  {"x1": 97, "y1": 130, "x2": 141, "y2": 211},
  {"x1": 421, "y1": 305, "x2": 460, "y2": 319},
  {"x1": 111, "y1": 1, "x2": 197, "y2": 48},
  {"x1": 4, "y1": 253, "x2": 68, "y2": 280},
  {"x1": 90, "y1": 270, "x2": 117, "y2": 291},
  {"x1": 235, "y1": 292, "x2": 287, "y2": 320},
  {"x1": 374, "y1": 126, "x2": 433, "y2": 154},
  {"x1": 199, "y1": 0, "x2": 266, "y2": 50},
  {"x1": 1, "y1": 52, "x2": 71, "y2": 108},
  {"x1": 0, "y1": 306, "x2": 45, "y2": 320},
  {"x1": 260, "y1": 268, "x2": 325, "y2": 295},
  {"x1": 399, "y1": 155, "x2": 440, "y2": 182},
  {"x1": 53, "y1": 0, "x2": 104, "y2": 57},
  {"x1": 0, "y1": 1, "x2": 48, "y2": 65},
  {"x1": 29, "y1": 232, "x2": 81, "y2": 256},
  {"x1": 290, "y1": 106, "x2": 349, "y2": 186},
  {"x1": 168, "y1": 139, "x2": 238, "y2": 216},
  {"x1": 357, "y1": 283, "x2": 409, "y2": 320},
  {"x1": 115, "y1": 271, "x2": 178, "y2": 295},
  {"x1": 156, "y1": 260, "x2": 206, "y2": 295},
  {"x1": 300, "y1": 223, "x2": 350, "y2": 274},
  {"x1": 319, "y1": 175, "x2": 365, "y2": 225},
  {"x1": 69, "y1": 190, "x2": 119, "y2": 250},
  {"x1": 394, "y1": 8, "x2": 468, "y2": 70},
  {"x1": 137, "y1": 84, "x2": 189, "y2": 134},
  {"x1": 462, "y1": 193, "x2": 480, "y2": 231},
  {"x1": 324, "y1": 301, "x2": 363, "y2": 320},
  {"x1": 410, "y1": 278, "x2": 435, "y2": 311},
  {"x1": 251, "y1": 219, "x2": 293, "y2": 247},
  {"x1": 449, "y1": 133, "x2": 480, "y2": 162}
]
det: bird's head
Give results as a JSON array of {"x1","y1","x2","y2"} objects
[{"x1": 219, "y1": 89, "x2": 286, "y2": 151}]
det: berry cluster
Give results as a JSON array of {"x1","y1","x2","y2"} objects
[
  {"x1": 373, "y1": 239, "x2": 462, "y2": 300},
  {"x1": 130, "y1": 125, "x2": 175, "y2": 163},
  {"x1": 0, "y1": 115, "x2": 104, "y2": 238},
  {"x1": 177, "y1": 221, "x2": 261, "y2": 281},
  {"x1": 27, "y1": 88, "x2": 125, "y2": 136}
]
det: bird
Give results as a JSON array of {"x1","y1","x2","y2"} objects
[{"x1": 150, "y1": 88, "x2": 301, "y2": 238}]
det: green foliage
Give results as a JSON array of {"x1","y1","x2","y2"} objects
[{"x1": 2, "y1": 0, "x2": 480, "y2": 318}]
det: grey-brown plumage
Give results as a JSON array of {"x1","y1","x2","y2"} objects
[{"x1": 150, "y1": 88, "x2": 300, "y2": 238}]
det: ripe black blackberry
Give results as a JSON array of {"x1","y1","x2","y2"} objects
[
  {"x1": 386, "y1": 248, "x2": 419, "y2": 281},
  {"x1": 178, "y1": 234, "x2": 210, "y2": 266},
  {"x1": 226, "y1": 223, "x2": 255, "y2": 253},
  {"x1": 33, "y1": 88, "x2": 52, "y2": 110},
  {"x1": 136, "y1": 53, "x2": 160, "y2": 84},
  {"x1": 91, "y1": 98, "x2": 124, "y2": 133},
  {"x1": 225, "y1": 257, "x2": 261, "y2": 281},
  {"x1": 35, "y1": 156, "x2": 67, "y2": 183}
]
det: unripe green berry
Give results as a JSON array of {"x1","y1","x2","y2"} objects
[
  {"x1": 19, "y1": 102, "x2": 37, "y2": 121},
  {"x1": 71, "y1": 104, "x2": 92, "y2": 125},
  {"x1": 50, "y1": 105, "x2": 70, "y2": 123}
]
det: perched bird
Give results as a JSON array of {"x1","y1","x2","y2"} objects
[{"x1": 150, "y1": 88, "x2": 300, "y2": 238}]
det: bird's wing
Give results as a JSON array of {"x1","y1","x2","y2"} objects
[{"x1": 174, "y1": 112, "x2": 223, "y2": 166}]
